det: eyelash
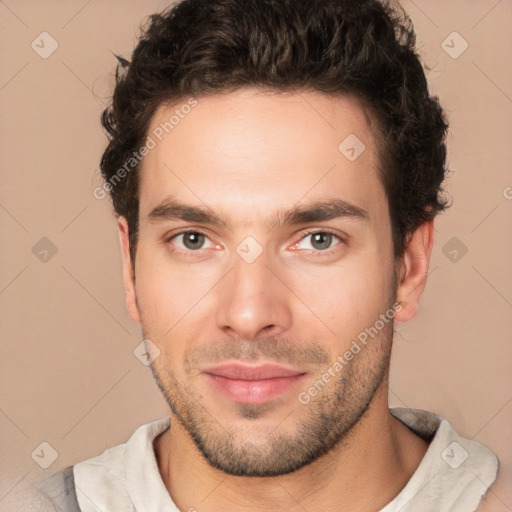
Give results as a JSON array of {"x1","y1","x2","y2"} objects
[
  {"x1": 296, "y1": 229, "x2": 344, "y2": 253},
  {"x1": 166, "y1": 228, "x2": 344, "y2": 256}
]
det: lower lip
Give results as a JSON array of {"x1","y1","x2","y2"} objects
[{"x1": 204, "y1": 373, "x2": 307, "y2": 404}]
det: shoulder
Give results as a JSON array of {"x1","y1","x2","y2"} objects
[
  {"x1": 385, "y1": 408, "x2": 500, "y2": 511},
  {"x1": 35, "y1": 465, "x2": 81, "y2": 511},
  {"x1": 474, "y1": 465, "x2": 505, "y2": 512},
  {"x1": 73, "y1": 417, "x2": 170, "y2": 511},
  {"x1": 1, "y1": 467, "x2": 79, "y2": 512},
  {"x1": 73, "y1": 436, "x2": 132, "y2": 506},
  {"x1": 3, "y1": 418, "x2": 171, "y2": 512}
]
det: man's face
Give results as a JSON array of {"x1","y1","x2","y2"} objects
[{"x1": 126, "y1": 89, "x2": 399, "y2": 476}]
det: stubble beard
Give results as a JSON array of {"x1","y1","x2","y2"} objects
[{"x1": 146, "y1": 312, "x2": 395, "y2": 477}]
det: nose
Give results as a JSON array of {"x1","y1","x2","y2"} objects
[{"x1": 214, "y1": 250, "x2": 293, "y2": 341}]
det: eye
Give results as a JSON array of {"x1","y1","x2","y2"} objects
[
  {"x1": 293, "y1": 230, "x2": 343, "y2": 252},
  {"x1": 168, "y1": 230, "x2": 215, "y2": 251}
]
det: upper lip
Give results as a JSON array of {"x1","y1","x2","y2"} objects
[{"x1": 203, "y1": 363, "x2": 306, "y2": 380}]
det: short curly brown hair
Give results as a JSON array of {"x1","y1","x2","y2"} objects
[{"x1": 100, "y1": 0, "x2": 449, "y2": 264}]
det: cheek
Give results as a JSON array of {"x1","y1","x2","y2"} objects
[
  {"x1": 134, "y1": 247, "x2": 220, "y2": 336},
  {"x1": 135, "y1": 272, "x2": 193, "y2": 371},
  {"x1": 287, "y1": 251, "x2": 394, "y2": 339}
]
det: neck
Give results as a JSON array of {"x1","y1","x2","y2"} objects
[{"x1": 154, "y1": 379, "x2": 429, "y2": 512}]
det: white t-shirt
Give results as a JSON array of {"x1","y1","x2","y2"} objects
[{"x1": 30, "y1": 407, "x2": 499, "y2": 511}]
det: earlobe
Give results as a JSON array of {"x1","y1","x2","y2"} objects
[
  {"x1": 117, "y1": 216, "x2": 141, "y2": 324},
  {"x1": 394, "y1": 220, "x2": 434, "y2": 323}
]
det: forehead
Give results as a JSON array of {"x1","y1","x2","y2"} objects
[{"x1": 138, "y1": 88, "x2": 387, "y2": 226}]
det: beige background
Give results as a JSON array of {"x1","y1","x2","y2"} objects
[{"x1": 1, "y1": 0, "x2": 511, "y2": 508}]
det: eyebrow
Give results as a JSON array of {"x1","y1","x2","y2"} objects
[{"x1": 147, "y1": 196, "x2": 369, "y2": 230}]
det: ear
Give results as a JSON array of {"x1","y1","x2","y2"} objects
[
  {"x1": 394, "y1": 220, "x2": 434, "y2": 323},
  {"x1": 117, "y1": 216, "x2": 140, "y2": 324}
]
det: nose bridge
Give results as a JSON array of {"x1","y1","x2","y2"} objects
[
  {"x1": 214, "y1": 246, "x2": 292, "y2": 340},
  {"x1": 231, "y1": 248, "x2": 271, "y2": 299}
]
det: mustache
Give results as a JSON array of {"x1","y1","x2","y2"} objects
[{"x1": 184, "y1": 336, "x2": 331, "y2": 371}]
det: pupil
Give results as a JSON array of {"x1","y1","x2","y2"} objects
[
  {"x1": 312, "y1": 233, "x2": 331, "y2": 250},
  {"x1": 184, "y1": 232, "x2": 204, "y2": 250}
]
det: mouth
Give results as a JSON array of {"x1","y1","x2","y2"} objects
[{"x1": 202, "y1": 362, "x2": 308, "y2": 404}]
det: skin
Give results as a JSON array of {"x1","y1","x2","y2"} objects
[{"x1": 118, "y1": 89, "x2": 434, "y2": 511}]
